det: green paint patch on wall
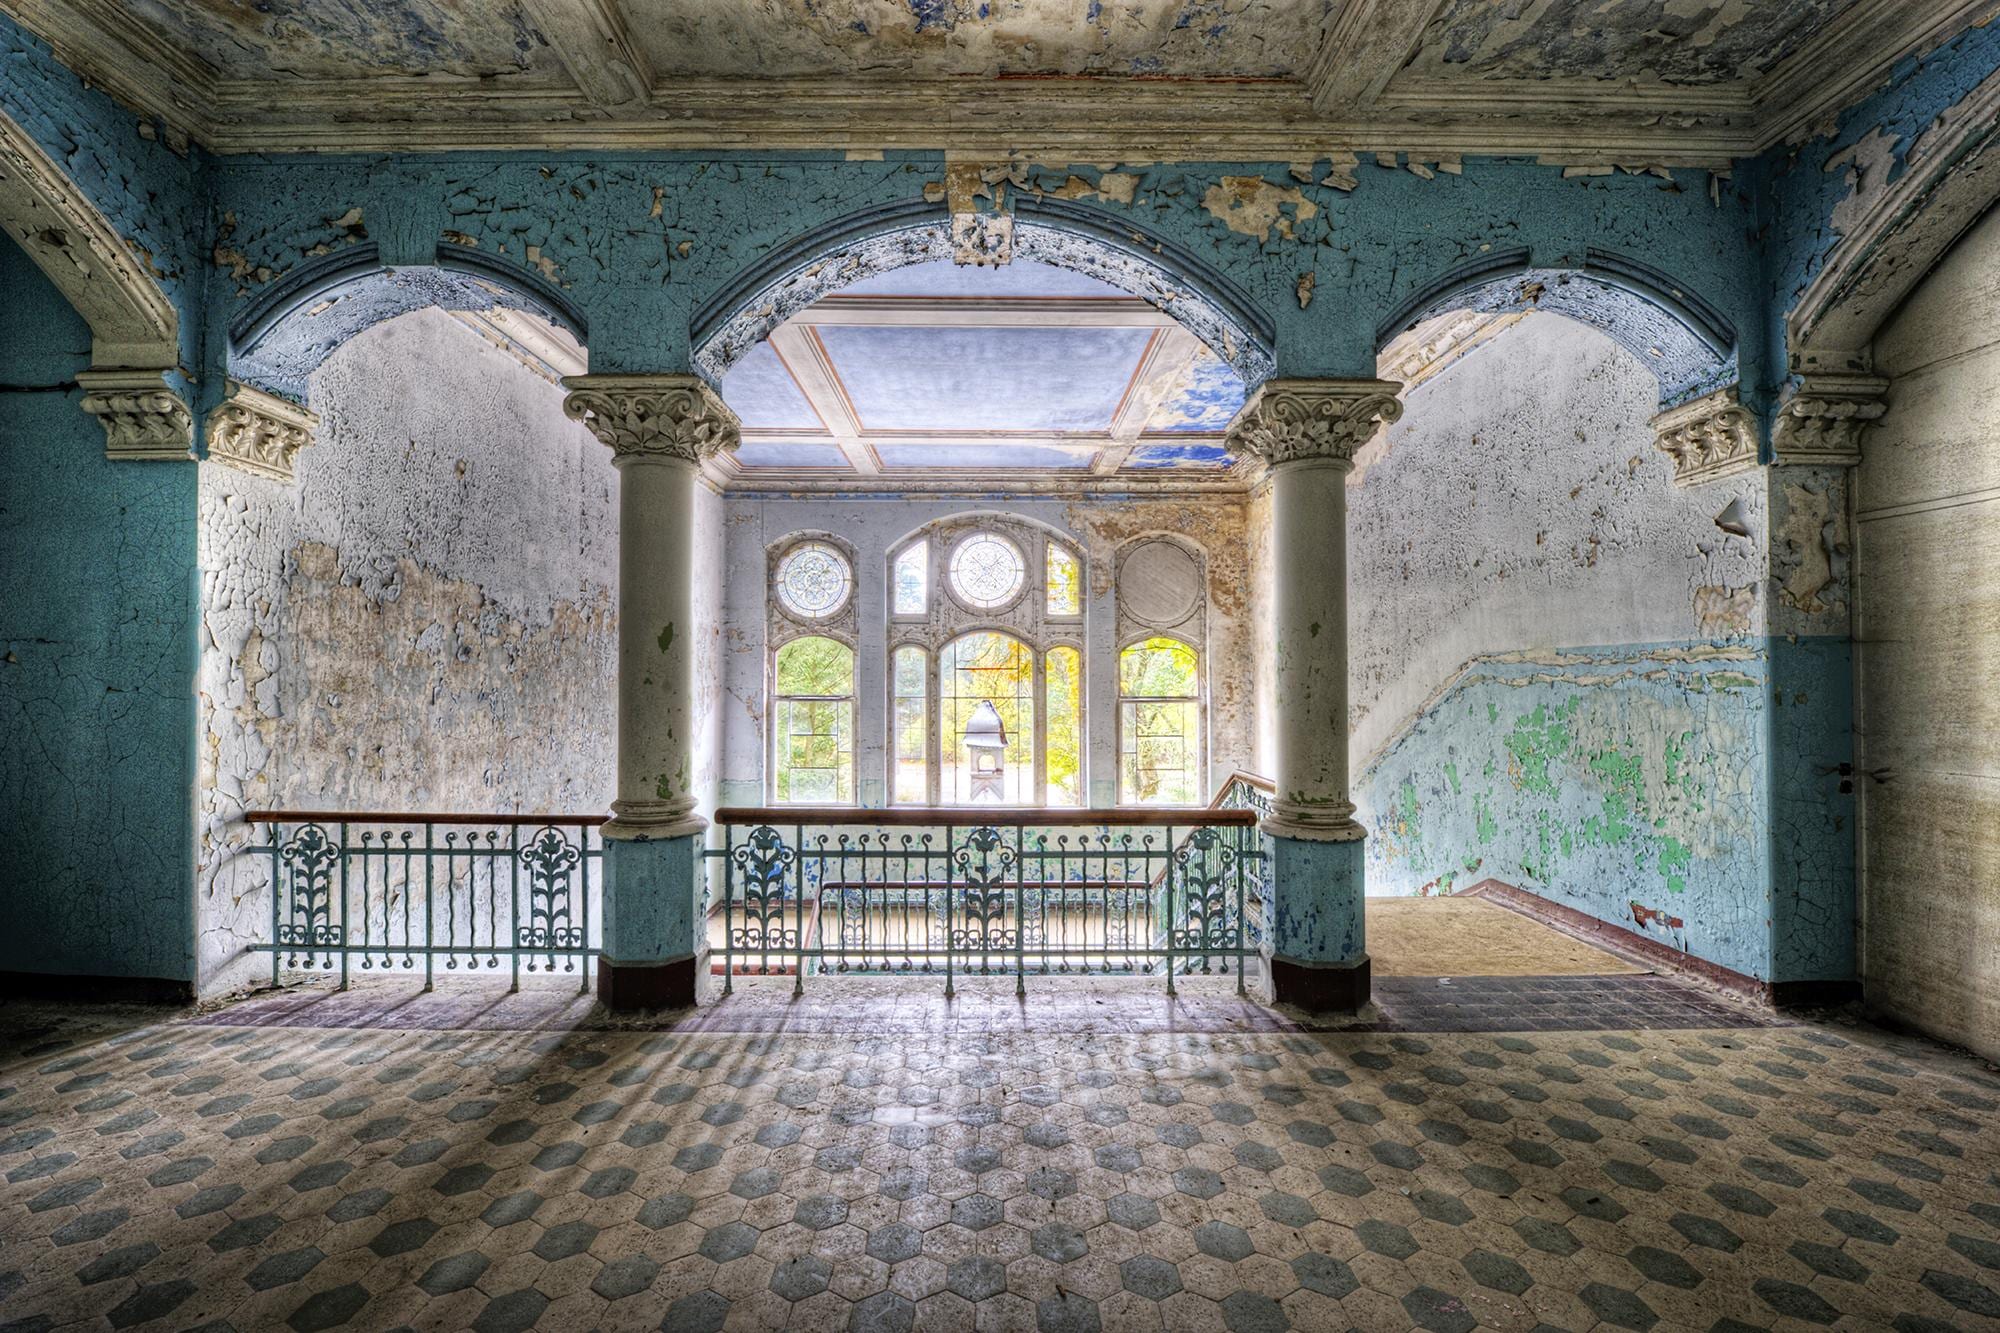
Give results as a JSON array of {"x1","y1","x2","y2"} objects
[{"x1": 1358, "y1": 644, "x2": 1771, "y2": 981}]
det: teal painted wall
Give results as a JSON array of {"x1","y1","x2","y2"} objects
[
  {"x1": 1360, "y1": 647, "x2": 1775, "y2": 981},
  {"x1": 0, "y1": 237, "x2": 200, "y2": 984}
]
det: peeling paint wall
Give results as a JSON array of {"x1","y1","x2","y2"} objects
[
  {"x1": 720, "y1": 494, "x2": 1255, "y2": 808},
  {"x1": 1856, "y1": 202, "x2": 2000, "y2": 1059},
  {"x1": 1349, "y1": 313, "x2": 1778, "y2": 978},
  {"x1": 194, "y1": 308, "x2": 621, "y2": 993},
  {"x1": 0, "y1": 237, "x2": 199, "y2": 988}
]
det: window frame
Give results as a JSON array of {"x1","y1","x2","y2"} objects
[
  {"x1": 1115, "y1": 634, "x2": 1205, "y2": 807},
  {"x1": 768, "y1": 633, "x2": 858, "y2": 806}
]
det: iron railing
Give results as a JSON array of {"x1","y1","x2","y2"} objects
[
  {"x1": 244, "y1": 812, "x2": 605, "y2": 992},
  {"x1": 707, "y1": 806, "x2": 1265, "y2": 997}
]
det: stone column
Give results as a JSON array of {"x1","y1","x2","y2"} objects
[
  {"x1": 1228, "y1": 378, "x2": 1402, "y2": 1012},
  {"x1": 562, "y1": 373, "x2": 737, "y2": 1009}
]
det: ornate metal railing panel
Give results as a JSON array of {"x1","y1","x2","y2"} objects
[
  {"x1": 245, "y1": 812, "x2": 604, "y2": 991},
  {"x1": 708, "y1": 807, "x2": 1264, "y2": 996}
]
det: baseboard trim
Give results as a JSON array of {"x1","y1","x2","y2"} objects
[
  {"x1": 597, "y1": 954, "x2": 700, "y2": 1012},
  {"x1": 1459, "y1": 880, "x2": 1858, "y2": 1010},
  {"x1": 1269, "y1": 954, "x2": 1372, "y2": 1014},
  {"x1": 0, "y1": 971, "x2": 195, "y2": 1005}
]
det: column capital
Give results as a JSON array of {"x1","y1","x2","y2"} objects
[
  {"x1": 1771, "y1": 373, "x2": 1889, "y2": 468},
  {"x1": 1225, "y1": 377, "x2": 1403, "y2": 469},
  {"x1": 206, "y1": 381, "x2": 318, "y2": 481},
  {"x1": 1651, "y1": 385, "x2": 1758, "y2": 487},
  {"x1": 561, "y1": 373, "x2": 739, "y2": 464},
  {"x1": 76, "y1": 369, "x2": 193, "y2": 461}
]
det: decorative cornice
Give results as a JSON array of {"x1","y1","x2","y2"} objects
[
  {"x1": 1650, "y1": 386, "x2": 1759, "y2": 487},
  {"x1": 560, "y1": 373, "x2": 740, "y2": 464},
  {"x1": 1225, "y1": 378, "x2": 1403, "y2": 468},
  {"x1": 75, "y1": 369, "x2": 193, "y2": 461},
  {"x1": 205, "y1": 381, "x2": 318, "y2": 481},
  {"x1": 1771, "y1": 374, "x2": 1890, "y2": 467}
]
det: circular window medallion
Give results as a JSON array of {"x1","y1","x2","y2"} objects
[
  {"x1": 949, "y1": 533, "x2": 1027, "y2": 610},
  {"x1": 1119, "y1": 539, "x2": 1201, "y2": 628},
  {"x1": 775, "y1": 542, "x2": 853, "y2": 619}
]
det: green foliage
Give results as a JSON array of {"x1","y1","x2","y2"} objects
[{"x1": 776, "y1": 636, "x2": 854, "y2": 696}]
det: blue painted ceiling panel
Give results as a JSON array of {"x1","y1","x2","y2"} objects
[
  {"x1": 819, "y1": 325, "x2": 1153, "y2": 432},
  {"x1": 735, "y1": 441, "x2": 850, "y2": 469},
  {"x1": 1152, "y1": 346, "x2": 1246, "y2": 431},
  {"x1": 875, "y1": 443, "x2": 1096, "y2": 470},
  {"x1": 720, "y1": 341, "x2": 822, "y2": 429}
]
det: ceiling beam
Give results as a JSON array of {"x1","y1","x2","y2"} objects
[
  {"x1": 792, "y1": 297, "x2": 1176, "y2": 329},
  {"x1": 1306, "y1": 0, "x2": 1450, "y2": 114},
  {"x1": 1095, "y1": 328, "x2": 1203, "y2": 475},
  {"x1": 518, "y1": 0, "x2": 651, "y2": 113},
  {"x1": 766, "y1": 324, "x2": 878, "y2": 476}
]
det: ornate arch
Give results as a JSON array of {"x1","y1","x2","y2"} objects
[
  {"x1": 0, "y1": 109, "x2": 188, "y2": 458},
  {"x1": 1788, "y1": 69, "x2": 2000, "y2": 371},
  {"x1": 690, "y1": 198, "x2": 1278, "y2": 389},
  {"x1": 1377, "y1": 247, "x2": 1737, "y2": 408}
]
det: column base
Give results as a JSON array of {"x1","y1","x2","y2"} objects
[
  {"x1": 597, "y1": 953, "x2": 703, "y2": 1011},
  {"x1": 1268, "y1": 954, "x2": 1371, "y2": 1014}
]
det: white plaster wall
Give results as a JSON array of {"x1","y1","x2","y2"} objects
[
  {"x1": 196, "y1": 308, "x2": 625, "y2": 995},
  {"x1": 1859, "y1": 202, "x2": 2000, "y2": 1061},
  {"x1": 1348, "y1": 313, "x2": 1769, "y2": 769},
  {"x1": 720, "y1": 494, "x2": 1255, "y2": 808}
]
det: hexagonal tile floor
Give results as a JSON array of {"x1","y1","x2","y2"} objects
[{"x1": 1, "y1": 979, "x2": 1997, "y2": 1331}]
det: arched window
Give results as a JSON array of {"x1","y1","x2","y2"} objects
[
  {"x1": 1119, "y1": 637, "x2": 1201, "y2": 805},
  {"x1": 940, "y1": 632, "x2": 1036, "y2": 805},
  {"x1": 885, "y1": 517, "x2": 1089, "y2": 807},
  {"x1": 772, "y1": 636, "x2": 854, "y2": 804}
]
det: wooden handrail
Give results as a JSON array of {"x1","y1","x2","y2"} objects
[
  {"x1": 1208, "y1": 771, "x2": 1275, "y2": 808},
  {"x1": 713, "y1": 806, "x2": 1258, "y2": 827},
  {"x1": 243, "y1": 811, "x2": 608, "y2": 827}
]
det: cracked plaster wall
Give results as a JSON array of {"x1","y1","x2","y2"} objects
[
  {"x1": 0, "y1": 237, "x2": 199, "y2": 988},
  {"x1": 719, "y1": 494, "x2": 1255, "y2": 809},
  {"x1": 195, "y1": 307, "x2": 623, "y2": 995},
  {"x1": 1347, "y1": 313, "x2": 1779, "y2": 979}
]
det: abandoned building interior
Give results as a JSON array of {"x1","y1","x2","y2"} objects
[{"x1": 3, "y1": 0, "x2": 2000, "y2": 1329}]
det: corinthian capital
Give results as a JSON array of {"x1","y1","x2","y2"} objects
[
  {"x1": 1225, "y1": 378, "x2": 1403, "y2": 468},
  {"x1": 561, "y1": 373, "x2": 739, "y2": 464},
  {"x1": 1650, "y1": 385, "x2": 1759, "y2": 486},
  {"x1": 76, "y1": 369, "x2": 193, "y2": 461},
  {"x1": 206, "y1": 381, "x2": 318, "y2": 481},
  {"x1": 1771, "y1": 373, "x2": 1889, "y2": 467}
]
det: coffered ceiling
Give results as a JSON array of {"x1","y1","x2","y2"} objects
[{"x1": 7, "y1": 0, "x2": 1987, "y2": 161}]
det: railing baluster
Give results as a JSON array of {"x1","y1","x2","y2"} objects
[
  {"x1": 578, "y1": 827, "x2": 591, "y2": 994},
  {"x1": 722, "y1": 824, "x2": 735, "y2": 995},
  {"x1": 793, "y1": 823, "x2": 806, "y2": 998},
  {"x1": 423, "y1": 824, "x2": 435, "y2": 992},
  {"x1": 267, "y1": 821, "x2": 281, "y2": 989},
  {"x1": 337, "y1": 822, "x2": 350, "y2": 991}
]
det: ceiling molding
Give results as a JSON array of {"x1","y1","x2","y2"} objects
[
  {"x1": 765, "y1": 323, "x2": 878, "y2": 476},
  {"x1": 1307, "y1": 0, "x2": 1450, "y2": 113},
  {"x1": 1750, "y1": 0, "x2": 2000, "y2": 149},
  {"x1": 517, "y1": 0, "x2": 651, "y2": 113},
  {"x1": 7, "y1": 0, "x2": 1990, "y2": 163}
]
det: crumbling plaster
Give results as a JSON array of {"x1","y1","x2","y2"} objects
[
  {"x1": 719, "y1": 494, "x2": 1256, "y2": 810},
  {"x1": 202, "y1": 149, "x2": 1766, "y2": 389},
  {"x1": 1346, "y1": 312, "x2": 1782, "y2": 980},
  {"x1": 195, "y1": 307, "x2": 627, "y2": 994}
]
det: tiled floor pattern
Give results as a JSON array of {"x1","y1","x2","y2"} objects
[
  {"x1": 2, "y1": 986, "x2": 1999, "y2": 1332},
  {"x1": 176, "y1": 970, "x2": 1767, "y2": 1039}
]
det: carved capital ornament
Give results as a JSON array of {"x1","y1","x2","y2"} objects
[
  {"x1": 76, "y1": 369, "x2": 194, "y2": 461},
  {"x1": 1771, "y1": 373, "x2": 1889, "y2": 468},
  {"x1": 561, "y1": 373, "x2": 740, "y2": 464},
  {"x1": 1225, "y1": 378, "x2": 1404, "y2": 468},
  {"x1": 1651, "y1": 385, "x2": 1759, "y2": 486},
  {"x1": 206, "y1": 381, "x2": 318, "y2": 481}
]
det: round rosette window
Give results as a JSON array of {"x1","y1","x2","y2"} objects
[
  {"x1": 949, "y1": 533, "x2": 1027, "y2": 610},
  {"x1": 775, "y1": 541, "x2": 853, "y2": 620}
]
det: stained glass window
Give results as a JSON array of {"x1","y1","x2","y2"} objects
[
  {"x1": 892, "y1": 645, "x2": 928, "y2": 805},
  {"x1": 1119, "y1": 637, "x2": 1200, "y2": 805},
  {"x1": 892, "y1": 540, "x2": 927, "y2": 616},
  {"x1": 949, "y1": 533, "x2": 1026, "y2": 610},
  {"x1": 773, "y1": 636, "x2": 854, "y2": 803},
  {"x1": 1046, "y1": 543, "x2": 1082, "y2": 617},
  {"x1": 775, "y1": 541, "x2": 852, "y2": 620}
]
